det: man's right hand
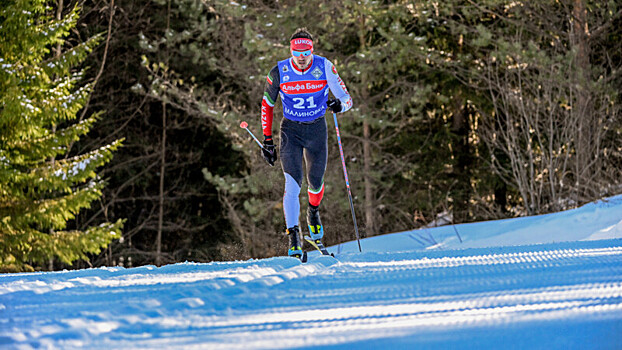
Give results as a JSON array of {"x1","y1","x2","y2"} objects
[{"x1": 261, "y1": 138, "x2": 277, "y2": 166}]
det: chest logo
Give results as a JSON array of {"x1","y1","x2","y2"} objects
[
  {"x1": 283, "y1": 75, "x2": 290, "y2": 82},
  {"x1": 282, "y1": 65, "x2": 289, "y2": 73},
  {"x1": 281, "y1": 80, "x2": 327, "y2": 94},
  {"x1": 311, "y1": 67, "x2": 323, "y2": 79}
]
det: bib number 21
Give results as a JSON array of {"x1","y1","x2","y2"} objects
[{"x1": 292, "y1": 96, "x2": 317, "y2": 109}]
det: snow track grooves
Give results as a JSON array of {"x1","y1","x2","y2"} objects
[
  {"x1": 1, "y1": 239, "x2": 621, "y2": 349},
  {"x1": 169, "y1": 285, "x2": 622, "y2": 350},
  {"x1": 0, "y1": 258, "x2": 336, "y2": 297},
  {"x1": 342, "y1": 246, "x2": 622, "y2": 270}
]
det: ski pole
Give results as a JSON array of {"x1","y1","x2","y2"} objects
[
  {"x1": 332, "y1": 113, "x2": 362, "y2": 252},
  {"x1": 239, "y1": 121, "x2": 264, "y2": 149}
]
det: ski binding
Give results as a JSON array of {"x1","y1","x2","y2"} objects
[{"x1": 303, "y1": 235, "x2": 335, "y2": 257}]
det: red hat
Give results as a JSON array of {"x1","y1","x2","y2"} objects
[{"x1": 290, "y1": 38, "x2": 313, "y2": 51}]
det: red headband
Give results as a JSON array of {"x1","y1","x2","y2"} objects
[{"x1": 290, "y1": 38, "x2": 313, "y2": 51}]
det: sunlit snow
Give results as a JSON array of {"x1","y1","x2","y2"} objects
[{"x1": 1, "y1": 195, "x2": 622, "y2": 349}]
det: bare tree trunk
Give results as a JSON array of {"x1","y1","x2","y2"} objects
[
  {"x1": 358, "y1": 15, "x2": 375, "y2": 236},
  {"x1": 451, "y1": 99, "x2": 471, "y2": 223},
  {"x1": 55, "y1": 0, "x2": 63, "y2": 56},
  {"x1": 156, "y1": 0, "x2": 172, "y2": 267},
  {"x1": 572, "y1": 0, "x2": 591, "y2": 202},
  {"x1": 156, "y1": 100, "x2": 166, "y2": 267},
  {"x1": 363, "y1": 120, "x2": 374, "y2": 235},
  {"x1": 48, "y1": 0, "x2": 65, "y2": 271}
]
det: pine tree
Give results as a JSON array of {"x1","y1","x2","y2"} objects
[{"x1": 0, "y1": 0, "x2": 124, "y2": 272}]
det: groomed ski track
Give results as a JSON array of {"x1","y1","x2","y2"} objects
[{"x1": 2, "y1": 238, "x2": 622, "y2": 349}]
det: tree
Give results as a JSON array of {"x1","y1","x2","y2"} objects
[
  {"x1": 136, "y1": 0, "x2": 286, "y2": 259},
  {"x1": 422, "y1": 0, "x2": 622, "y2": 214},
  {"x1": 77, "y1": 0, "x2": 250, "y2": 265},
  {"x1": 0, "y1": 0, "x2": 123, "y2": 272}
]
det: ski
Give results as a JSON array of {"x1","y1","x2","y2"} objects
[
  {"x1": 303, "y1": 235, "x2": 335, "y2": 257},
  {"x1": 292, "y1": 237, "x2": 334, "y2": 263}
]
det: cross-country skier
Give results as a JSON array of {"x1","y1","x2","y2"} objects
[{"x1": 260, "y1": 28, "x2": 353, "y2": 258}]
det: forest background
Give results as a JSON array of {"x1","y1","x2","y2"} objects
[{"x1": 1, "y1": 0, "x2": 620, "y2": 271}]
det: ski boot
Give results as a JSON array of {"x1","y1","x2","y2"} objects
[
  {"x1": 307, "y1": 204, "x2": 324, "y2": 246},
  {"x1": 286, "y1": 225, "x2": 303, "y2": 259}
]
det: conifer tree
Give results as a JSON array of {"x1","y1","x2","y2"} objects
[{"x1": 0, "y1": 0, "x2": 124, "y2": 272}]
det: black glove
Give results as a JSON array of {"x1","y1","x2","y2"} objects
[
  {"x1": 327, "y1": 98, "x2": 342, "y2": 113},
  {"x1": 261, "y1": 137, "x2": 277, "y2": 166}
]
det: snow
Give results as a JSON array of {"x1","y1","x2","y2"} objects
[
  {"x1": 335, "y1": 194, "x2": 622, "y2": 254},
  {"x1": 2, "y1": 196, "x2": 622, "y2": 349}
]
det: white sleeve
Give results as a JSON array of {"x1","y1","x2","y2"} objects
[{"x1": 325, "y1": 59, "x2": 353, "y2": 113}]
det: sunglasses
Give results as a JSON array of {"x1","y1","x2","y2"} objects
[{"x1": 292, "y1": 50, "x2": 312, "y2": 57}]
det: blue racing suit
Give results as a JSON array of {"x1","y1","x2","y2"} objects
[{"x1": 261, "y1": 55, "x2": 352, "y2": 229}]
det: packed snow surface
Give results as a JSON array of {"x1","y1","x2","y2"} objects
[{"x1": 2, "y1": 196, "x2": 622, "y2": 349}]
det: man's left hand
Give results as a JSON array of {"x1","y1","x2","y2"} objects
[{"x1": 327, "y1": 98, "x2": 342, "y2": 113}]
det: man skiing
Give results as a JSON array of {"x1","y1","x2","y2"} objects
[{"x1": 260, "y1": 28, "x2": 353, "y2": 258}]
